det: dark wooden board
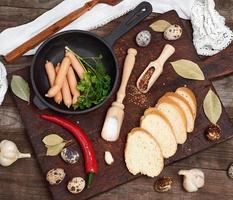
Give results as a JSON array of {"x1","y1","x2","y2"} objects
[{"x1": 8, "y1": 11, "x2": 233, "y2": 200}]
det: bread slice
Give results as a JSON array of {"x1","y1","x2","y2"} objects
[
  {"x1": 175, "y1": 87, "x2": 197, "y2": 119},
  {"x1": 156, "y1": 97, "x2": 187, "y2": 144},
  {"x1": 125, "y1": 128, "x2": 164, "y2": 177},
  {"x1": 140, "y1": 109, "x2": 177, "y2": 158},
  {"x1": 164, "y1": 92, "x2": 195, "y2": 133}
]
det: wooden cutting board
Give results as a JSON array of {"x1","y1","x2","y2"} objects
[{"x1": 9, "y1": 11, "x2": 233, "y2": 200}]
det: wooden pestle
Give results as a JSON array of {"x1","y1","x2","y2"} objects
[
  {"x1": 101, "y1": 48, "x2": 137, "y2": 142},
  {"x1": 137, "y1": 44, "x2": 175, "y2": 93}
]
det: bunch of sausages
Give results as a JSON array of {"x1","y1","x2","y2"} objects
[{"x1": 45, "y1": 50, "x2": 85, "y2": 108}]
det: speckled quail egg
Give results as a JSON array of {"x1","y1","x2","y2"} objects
[
  {"x1": 164, "y1": 24, "x2": 182, "y2": 41},
  {"x1": 46, "y1": 168, "x2": 65, "y2": 185},
  {"x1": 67, "y1": 177, "x2": 85, "y2": 194},
  {"x1": 61, "y1": 147, "x2": 80, "y2": 164},
  {"x1": 136, "y1": 30, "x2": 151, "y2": 47},
  {"x1": 227, "y1": 163, "x2": 233, "y2": 179}
]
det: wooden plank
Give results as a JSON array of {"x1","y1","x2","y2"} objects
[{"x1": 0, "y1": 0, "x2": 62, "y2": 9}]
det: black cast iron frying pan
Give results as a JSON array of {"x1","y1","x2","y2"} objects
[{"x1": 31, "y1": 2, "x2": 152, "y2": 114}]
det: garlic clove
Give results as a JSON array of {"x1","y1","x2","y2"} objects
[
  {"x1": 183, "y1": 177, "x2": 198, "y2": 192},
  {"x1": 105, "y1": 151, "x2": 114, "y2": 165},
  {"x1": 178, "y1": 169, "x2": 205, "y2": 193}
]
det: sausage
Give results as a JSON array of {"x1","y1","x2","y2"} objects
[
  {"x1": 67, "y1": 67, "x2": 80, "y2": 104},
  {"x1": 45, "y1": 61, "x2": 56, "y2": 86},
  {"x1": 54, "y1": 64, "x2": 63, "y2": 104},
  {"x1": 65, "y1": 51, "x2": 85, "y2": 80},
  {"x1": 45, "y1": 61, "x2": 62, "y2": 104},
  {"x1": 46, "y1": 57, "x2": 71, "y2": 97}
]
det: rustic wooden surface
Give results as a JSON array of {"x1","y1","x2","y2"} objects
[{"x1": 0, "y1": 1, "x2": 233, "y2": 200}]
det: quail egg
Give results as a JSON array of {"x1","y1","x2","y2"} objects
[
  {"x1": 61, "y1": 147, "x2": 80, "y2": 164},
  {"x1": 136, "y1": 30, "x2": 151, "y2": 47},
  {"x1": 46, "y1": 168, "x2": 65, "y2": 185},
  {"x1": 67, "y1": 177, "x2": 85, "y2": 194},
  {"x1": 164, "y1": 24, "x2": 182, "y2": 41}
]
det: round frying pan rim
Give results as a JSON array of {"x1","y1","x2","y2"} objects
[{"x1": 31, "y1": 30, "x2": 119, "y2": 114}]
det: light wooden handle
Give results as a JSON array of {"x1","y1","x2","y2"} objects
[
  {"x1": 157, "y1": 44, "x2": 175, "y2": 67},
  {"x1": 116, "y1": 48, "x2": 137, "y2": 104},
  {"x1": 4, "y1": 0, "x2": 99, "y2": 63}
]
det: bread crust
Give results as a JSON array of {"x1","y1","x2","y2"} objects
[
  {"x1": 175, "y1": 87, "x2": 197, "y2": 118},
  {"x1": 157, "y1": 96, "x2": 187, "y2": 129},
  {"x1": 164, "y1": 92, "x2": 195, "y2": 132},
  {"x1": 156, "y1": 96, "x2": 187, "y2": 144}
]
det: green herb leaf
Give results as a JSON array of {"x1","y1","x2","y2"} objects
[
  {"x1": 203, "y1": 89, "x2": 222, "y2": 124},
  {"x1": 149, "y1": 20, "x2": 171, "y2": 32},
  {"x1": 46, "y1": 142, "x2": 66, "y2": 156},
  {"x1": 42, "y1": 134, "x2": 64, "y2": 146},
  {"x1": 170, "y1": 59, "x2": 205, "y2": 80},
  {"x1": 66, "y1": 47, "x2": 111, "y2": 110},
  {"x1": 11, "y1": 75, "x2": 30, "y2": 103}
]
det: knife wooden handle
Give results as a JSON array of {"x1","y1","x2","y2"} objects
[
  {"x1": 4, "y1": 0, "x2": 99, "y2": 63},
  {"x1": 116, "y1": 48, "x2": 137, "y2": 104}
]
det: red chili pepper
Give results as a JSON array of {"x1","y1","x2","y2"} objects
[{"x1": 40, "y1": 114, "x2": 98, "y2": 188}]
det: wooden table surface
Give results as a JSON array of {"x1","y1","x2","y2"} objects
[{"x1": 0, "y1": 1, "x2": 233, "y2": 199}]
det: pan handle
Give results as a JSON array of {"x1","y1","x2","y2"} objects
[
  {"x1": 33, "y1": 95, "x2": 48, "y2": 110},
  {"x1": 104, "y1": 1, "x2": 152, "y2": 46}
]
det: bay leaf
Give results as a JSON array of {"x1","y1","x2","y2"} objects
[
  {"x1": 203, "y1": 89, "x2": 222, "y2": 124},
  {"x1": 170, "y1": 59, "x2": 205, "y2": 80},
  {"x1": 46, "y1": 142, "x2": 66, "y2": 156},
  {"x1": 42, "y1": 134, "x2": 64, "y2": 146},
  {"x1": 149, "y1": 20, "x2": 171, "y2": 32},
  {"x1": 11, "y1": 75, "x2": 30, "y2": 103}
]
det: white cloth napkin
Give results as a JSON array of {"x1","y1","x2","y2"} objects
[
  {"x1": 0, "y1": 0, "x2": 195, "y2": 56},
  {"x1": 0, "y1": 62, "x2": 8, "y2": 105}
]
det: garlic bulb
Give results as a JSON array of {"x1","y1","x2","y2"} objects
[
  {"x1": 178, "y1": 169, "x2": 205, "y2": 192},
  {"x1": 0, "y1": 140, "x2": 31, "y2": 166}
]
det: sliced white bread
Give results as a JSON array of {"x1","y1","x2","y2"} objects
[
  {"x1": 125, "y1": 128, "x2": 164, "y2": 177},
  {"x1": 156, "y1": 97, "x2": 187, "y2": 144},
  {"x1": 175, "y1": 87, "x2": 197, "y2": 119},
  {"x1": 164, "y1": 92, "x2": 195, "y2": 133},
  {"x1": 140, "y1": 109, "x2": 177, "y2": 158}
]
